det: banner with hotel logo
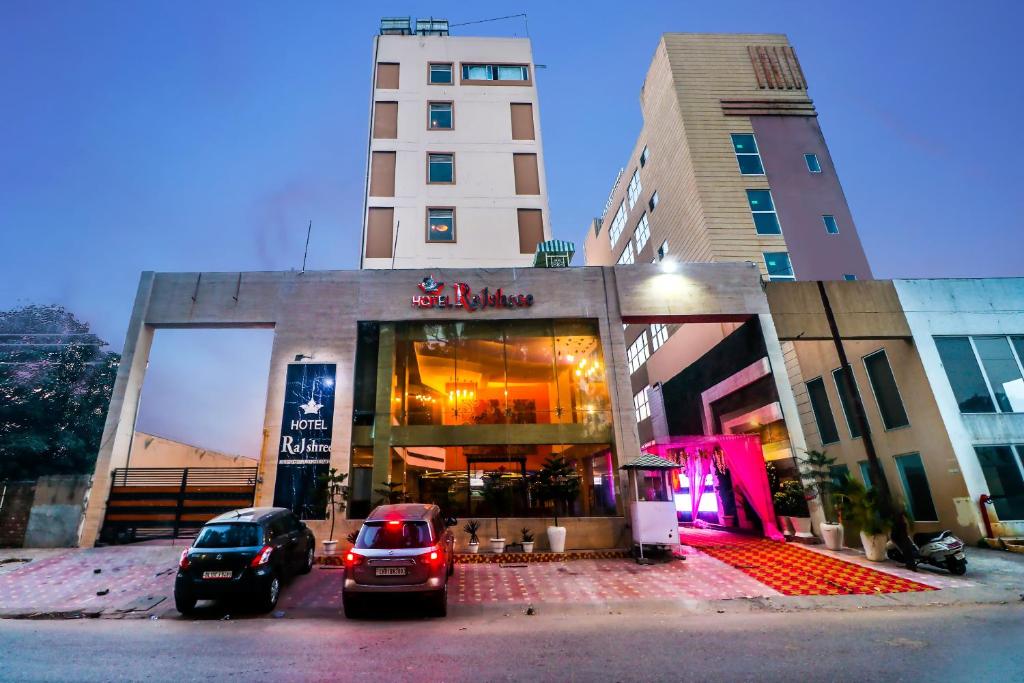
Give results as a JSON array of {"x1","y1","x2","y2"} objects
[{"x1": 272, "y1": 363, "x2": 335, "y2": 519}]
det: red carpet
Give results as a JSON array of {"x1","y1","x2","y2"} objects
[{"x1": 679, "y1": 528, "x2": 937, "y2": 596}]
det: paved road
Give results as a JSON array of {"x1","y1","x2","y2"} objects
[{"x1": 1, "y1": 603, "x2": 1022, "y2": 682}]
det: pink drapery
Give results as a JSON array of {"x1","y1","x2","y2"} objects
[
  {"x1": 645, "y1": 434, "x2": 784, "y2": 541},
  {"x1": 684, "y1": 450, "x2": 710, "y2": 524}
]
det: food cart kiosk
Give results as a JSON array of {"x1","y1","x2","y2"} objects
[{"x1": 620, "y1": 454, "x2": 683, "y2": 562}]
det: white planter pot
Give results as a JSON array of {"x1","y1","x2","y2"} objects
[
  {"x1": 522, "y1": 541, "x2": 534, "y2": 553},
  {"x1": 467, "y1": 542, "x2": 480, "y2": 554},
  {"x1": 789, "y1": 516, "x2": 813, "y2": 538},
  {"x1": 547, "y1": 526, "x2": 567, "y2": 553},
  {"x1": 776, "y1": 516, "x2": 793, "y2": 536},
  {"x1": 322, "y1": 540, "x2": 338, "y2": 557},
  {"x1": 860, "y1": 531, "x2": 889, "y2": 561},
  {"x1": 489, "y1": 538, "x2": 506, "y2": 554},
  {"x1": 820, "y1": 522, "x2": 844, "y2": 550}
]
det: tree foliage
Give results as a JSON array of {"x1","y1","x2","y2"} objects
[{"x1": 0, "y1": 305, "x2": 119, "y2": 480}]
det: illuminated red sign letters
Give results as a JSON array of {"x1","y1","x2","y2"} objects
[{"x1": 411, "y1": 276, "x2": 533, "y2": 312}]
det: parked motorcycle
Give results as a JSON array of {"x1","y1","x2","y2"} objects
[{"x1": 886, "y1": 530, "x2": 967, "y2": 575}]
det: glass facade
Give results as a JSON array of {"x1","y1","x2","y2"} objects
[{"x1": 349, "y1": 319, "x2": 616, "y2": 519}]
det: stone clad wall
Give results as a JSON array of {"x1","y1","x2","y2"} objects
[{"x1": 0, "y1": 482, "x2": 36, "y2": 548}]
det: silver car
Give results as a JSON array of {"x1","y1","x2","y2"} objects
[{"x1": 342, "y1": 504, "x2": 456, "y2": 618}]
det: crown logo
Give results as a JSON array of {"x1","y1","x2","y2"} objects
[
  {"x1": 299, "y1": 396, "x2": 323, "y2": 416},
  {"x1": 418, "y1": 276, "x2": 444, "y2": 294}
]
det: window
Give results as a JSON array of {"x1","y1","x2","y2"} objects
[
  {"x1": 429, "y1": 63, "x2": 453, "y2": 84},
  {"x1": 648, "y1": 191, "x2": 659, "y2": 212},
  {"x1": 462, "y1": 64, "x2": 529, "y2": 82},
  {"x1": 427, "y1": 153, "x2": 454, "y2": 183},
  {"x1": 617, "y1": 242, "x2": 635, "y2": 265},
  {"x1": 427, "y1": 208, "x2": 455, "y2": 242},
  {"x1": 356, "y1": 521, "x2": 432, "y2": 549},
  {"x1": 626, "y1": 333, "x2": 650, "y2": 374},
  {"x1": 428, "y1": 102, "x2": 452, "y2": 129},
  {"x1": 763, "y1": 252, "x2": 794, "y2": 281},
  {"x1": 747, "y1": 189, "x2": 781, "y2": 234},
  {"x1": 843, "y1": 274, "x2": 857, "y2": 281},
  {"x1": 639, "y1": 145, "x2": 649, "y2": 167},
  {"x1": 895, "y1": 453, "x2": 938, "y2": 521},
  {"x1": 975, "y1": 445, "x2": 1024, "y2": 520},
  {"x1": 832, "y1": 367, "x2": 866, "y2": 439},
  {"x1": 858, "y1": 460, "x2": 873, "y2": 489},
  {"x1": 822, "y1": 215, "x2": 839, "y2": 234},
  {"x1": 627, "y1": 169, "x2": 642, "y2": 210},
  {"x1": 829, "y1": 464, "x2": 850, "y2": 488},
  {"x1": 376, "y1": 62, "x2": 400, "y2": 89},
  {"x1": 935, "y1": 336, "x2": 1024, "y2": 413},
  {"x1": 634, "y1": 387, "x2": 651, "y2": 422},
  {"x1": 634, "y1": 214, "x2": 651, "y2": 252},
  {"x1": 609, "y1": 202, "x2": 627, "y2": 246},
  {"x1": 510, "y1": 103, "x2": 535, "y2": 140},
  {"x1": 863, "y1": 350, "x2": 910, "y2": 430},
  {"x1": 731, "y1": 133, "x2": 764, "y2": 175},
  {"x1": 656, "y1": 240, "x2": 669, "y2": 262},
  {"x1": 806, "y1": 377, "x2": 840, "y2": 444},
  {"x1": 650, "y1": 323, "x2": 668, "y2": 351},
  {"x1": 194, "y1": 523, "x2": 262, "y2": 548},
  {"x1": 805, "y1": 153, "x2": 821, "y2": 173}
]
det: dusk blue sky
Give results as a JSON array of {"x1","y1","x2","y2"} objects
[{"x1": 2, "y1": 2, "x2": 1022, "y2": 457}]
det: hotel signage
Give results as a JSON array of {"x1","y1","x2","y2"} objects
[
  {"x1": 412, "y1": 275, "x2": 534, "y2": 312},
  {"x1": 272, "y1": 363, "x2": 335, "y2": 519}
]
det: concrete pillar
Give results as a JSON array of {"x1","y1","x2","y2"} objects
[
  {"x1": 79, "y1": 273, "x2": 156, "y2": 547},
  {"x1": 371, "y1": 323, "x2": 396, "y2": 496}
]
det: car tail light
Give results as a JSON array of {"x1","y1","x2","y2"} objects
[
  {"x1": 419, "y1": 547, "x2": 442, "y2": 565},
  {"x1": 345, "y1": 551, "x2": 365, "y2": 567},
  {"x1": 250, "y1": 545, "x2": 274, "y2": 567},
  {"x1": 179, "y1": 549, "x2": 191, "y2": 570}
]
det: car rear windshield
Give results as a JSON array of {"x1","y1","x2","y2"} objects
[
  {"x1": 356, "y1": 521, "x2": 432, "y2": 549},
  {"x1": 194, "y1": 523, "x2": 262, "y2": 548}
]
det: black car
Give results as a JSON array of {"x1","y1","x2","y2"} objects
[{"x1": 174, "y1": 507, "x2": 315, "y2": 615}]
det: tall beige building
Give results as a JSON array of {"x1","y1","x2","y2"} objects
[{"x1": 361, "y1": 18, "x2": 551, "y2": 269}]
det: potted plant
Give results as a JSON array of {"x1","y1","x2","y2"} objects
[
  {"x1": 373, "y1": 480, "x2": 408, "y2": 505},
  {"x1": 837, "y1": 475, "x2": 892, "y2": 561},
  {"x1": 521, "y1": 527, "x2": 535, "y2": 553},
  {"x1": 773, "y1": 479, "x2": 812, "y2": 538},
  {"x1": 346, "y1": 530, "x2": 358, "y2": 548},
  {"x1": 481, "y1": 469, "x2": 509, "y2": 553},
  {"x1": 531, "y1": 455, "x2": 580, "y2": 553},
  {"x1": 320, "y1": 468, "x2": 349, "y2": 557},
  {"x1": 799, "y1": 449, "x2": 844, "y2": 549},
  {"x1": 463, "y1": 520, "x2": 481, "y2": 554}
]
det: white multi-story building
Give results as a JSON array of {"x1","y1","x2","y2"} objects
[{"x1": 361, "y1": 18, "x2": 551, "y2": 269}]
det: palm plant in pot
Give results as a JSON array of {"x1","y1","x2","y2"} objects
[
  {"x1": 463, "y1": 520, "x2": 481, "y2": 554},
  {"x1": 531, "y1": 455, "x2": 580, "y2": 553},
  {"x1": 799, "y1": 450, "x2": 843, "y2": 549},
  {"x1": 836, "y1": 475, "x2": 892, "y2": 561},
  {"x1": 773, "y1": 479, "x2": 811, "y2": 538},
  {"x1": 520, "y1": 527, "x2": 535, "y2": 554},
  {"x1": 481, "y1": 469, "x2": 510, "y2": 553},
  {"x1": 319, "y1": 468, "x2": 349, "y2": 557}
]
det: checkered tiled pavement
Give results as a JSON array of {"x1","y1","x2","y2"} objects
[{"x1": 678, "y1": 528, "x2": 937, "y2": 596}]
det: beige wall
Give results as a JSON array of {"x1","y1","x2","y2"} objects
[
  {"x1": 364, "y1": 35, "x2": 551, "y2": 269},
  {"x1": 128, "y1": 432, "x2": 258, "y2": 469}
]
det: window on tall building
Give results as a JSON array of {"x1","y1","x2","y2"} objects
[
  {"x1": 763, "y1": 252, "x2": 794, "y2": 281},
  {"x1": 617, "y1": 242, "x2": 635, "y2": 265},
  {"x1": 428, "y1": 102, "x2": 453, "y2": 129},
  {"x1": 731, "y1": 133, "x2": 764, "y2": 175},
  {"x1": 823, "y1": 215, "x2": 840, "y2": 234},
  {"x1": 426, "y1": 208, "x2": 455, "y2": 242},
  {"x1": 626, "y1": 333, "x2": 650, "y2": 374},
  {"x1": 639, "y1": 145, "x2": 650, "y2": 167},
  {"x1": 650, "y1": 323, "x2": 668, "y2": 352},
  {"x1": 975, "y1": 445, "x2": 1024, "y2": 520},
  {"x1": 863, "y1": 350, "x2": 910, "y2": 429},
  {"x1": 634, "y1": 214, "x2": 651, "y2": 253},
  {"x1": 462, "y1": 64, "x2": 529, "y2": 82},
  {"x1": 895, "y1": 453, "x2": 938, "y2": 521},
  {"x1": 936, "y1": 336, "x2": 1024, "y2": 413},
  {"x1": 832, "y1": 367, "x2": 866, "y2": 439},
  {"x1": 657, "y1": 240, "x2": 669, "y2": 262},
  {"x1": 627, "y1": 169, "x2": 642, "y2": 210},
  {"x1": 429, "y1": 63, "x2": 453, "y2": 84},
  {"x1": 633, "y1": 387, "x2": 651, "y2": 422},
  {"x1": 609, "y1": 202, "x2": 627, "y2": 246},
  {"x1": 843, "y1": 274, "x2": 857, "y2": 281},
  {"x1": 427, "y1": 153, "x2": 454, "y2": 183},
  {"x1": 806, "y1": 377, "x2": 840, "y2": 444},
  {"x1": 805, "y1": 153, "x2": 822, "y2": 173},
  {"x1": 859, "y1": 460, "x2": 873, "y2": 488},
  {"x1": 648, "y1": 191, "x2": 659, "y2": 212},
  {"x1": 747, "y1": 189, "x2": 782, "y2": 234}
]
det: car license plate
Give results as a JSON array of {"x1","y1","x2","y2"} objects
[
  {"x1": 375, "y1": 567, "x2": 406, "y2": 576},
  {"x1": 954, "y1": 552, "x2": 965, "y2": 560},
  {"x1": 203, "y1": 571, "x2": 233, "y2": 579}
]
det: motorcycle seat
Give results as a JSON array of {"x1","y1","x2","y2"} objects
[{"x1": 913, "y1": 531, "x2": 949, "y2": 546}]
